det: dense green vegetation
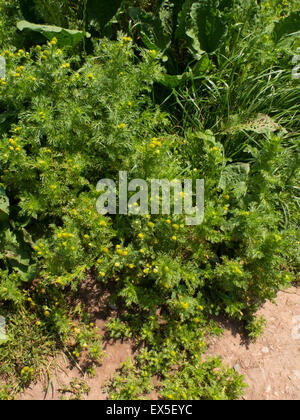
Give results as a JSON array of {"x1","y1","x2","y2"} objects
[{"x1": 0, "y1": 0, "x2": 299, "y2": 400}]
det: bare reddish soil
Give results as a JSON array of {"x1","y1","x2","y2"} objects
[{"x1": 206, "y1": 286, "x2": 300, "y2": 400}]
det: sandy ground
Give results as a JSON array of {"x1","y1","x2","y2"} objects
[
  {"x1": 206, "y1": 286, "x2": 300, "y2": 400},
  {"x1": 18, "y1": 285, "x2": 300, "y2": 400}
]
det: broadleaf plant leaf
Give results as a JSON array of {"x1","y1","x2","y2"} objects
[
  {"x1": 0, "y1": 186, "x2": 9, "y2": 218},
  {"x1": 16, "y1": 21, "x2": 90, "y2": 47},
  {"x1": 186, "y1": 0, "x2": 228, "y2": 57},
  {"x1": 156, "y1": 73, "x2": 185, "y2": 88},
  {"x1": 273, "y1": 10, "x2": 300, "y2": 42},
  {"x1": 86, "y1": 0, "x2": 123, "y2": 29},
  {"x1": 129, "y1": 7, "x2": 172, "y2": 52}
]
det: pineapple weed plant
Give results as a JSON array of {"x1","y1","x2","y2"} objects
[{"x1": 0, "y1": 0, "x2": 299, "y2": 400}]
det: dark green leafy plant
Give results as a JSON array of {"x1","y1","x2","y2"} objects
[
  {"x1": 18, "y1": 0, "x2": 76, "y2": 26},
  {"x1": 129, "y1": 0, "x2": 230, "y2": 75},
  {"x1": 0, "y1": 186, "x2": 36, "y2": 283},
  {"x1": 272, "y1": 9, "x2": 300, "y2": 42},
  {"x1": 86, "y1": 0, "x2": 123, "y2": 29},
  {"x1": 184, "y1": 0, "x2": 228, "y2": 56}
]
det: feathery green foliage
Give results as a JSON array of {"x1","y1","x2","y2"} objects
[{"x1": 0, "y1": 0, "x2": 299, "y2": 400}]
